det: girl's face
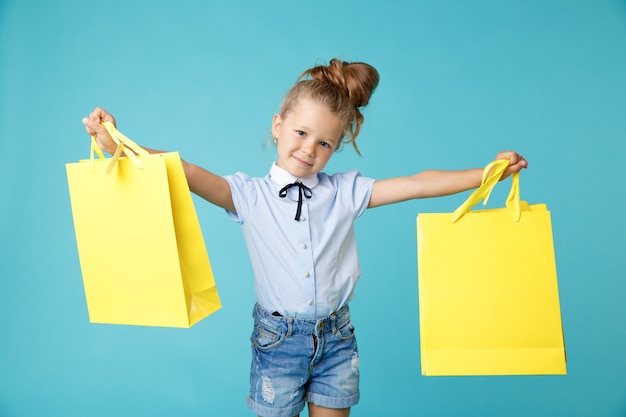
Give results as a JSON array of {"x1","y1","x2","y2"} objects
[{"x1": 272, "y1": 98, "x2": 343, "y2": 178}]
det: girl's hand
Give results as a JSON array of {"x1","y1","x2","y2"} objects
[
  {"x1": 81, "y1": 107, "x2": 117, "y2": 154},
  {"x1": 496, "y1": 151, "x2": 528, "y2": 180}
]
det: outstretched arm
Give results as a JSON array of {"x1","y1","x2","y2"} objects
[
  {"x1": 368, "y1": 151, "x2": 527, "y2": 208},
  {"x1": 82, "y1": 108, "x2": 235, "y2": 212}
]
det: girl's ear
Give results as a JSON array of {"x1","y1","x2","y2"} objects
[{"x1": 271, "y1": 114, "x2": 282, "y2": 138}]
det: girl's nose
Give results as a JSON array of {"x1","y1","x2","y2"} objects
[{"x1": 301, "y1": 141, "x2": 314, "y2": 157}]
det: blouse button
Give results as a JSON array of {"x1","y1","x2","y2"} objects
[
  {"x1": 304, "y1": 271, "x2": 310, "y2": 278},
  {"x1": 300, "y1": 216, "x2": 306, "y2": 221},
  {"x1": 301, "y1": 243, "x2": 308, "y2": 249},
  {"x1": 306, "y1": 299, "x2": 313, "y2": 305}
]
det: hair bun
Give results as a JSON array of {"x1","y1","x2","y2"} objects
[{"x1": 303, "y1": 59, "x2": 379, "y2": 109}]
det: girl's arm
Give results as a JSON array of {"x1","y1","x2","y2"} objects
[
  {"x1": 368, "y1": 151, "x2": 527, "y2": 208},
  {"x1": 82, "y1": 108, "x2": 236, "y2": 212}
]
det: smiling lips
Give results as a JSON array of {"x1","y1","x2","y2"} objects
[{"x1": 292, "y1": 155, "x2": 313, "y2": 167}]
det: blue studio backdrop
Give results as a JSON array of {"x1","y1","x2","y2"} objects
[{"x1": 1, "y1": 1, "x2": 625, "y2": 416}]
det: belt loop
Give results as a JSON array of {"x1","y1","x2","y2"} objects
[
  {"x1": 286, "y1": 318, "x2": 293, "y2": 337},
  {"x1": 331, "y1": 311, "x2": 338, "y2": 334}
]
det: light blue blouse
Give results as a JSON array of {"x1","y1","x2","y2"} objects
[{"x1": 224, "y1": 163, "x2": 375, "y2": 318}]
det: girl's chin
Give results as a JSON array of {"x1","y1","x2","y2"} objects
[
  {"x1": 283, "y1": 158, "x2": 312, "y2": 172},
  {"x1": 277, "y1": 158, "x2": 323, "y2": 177}
]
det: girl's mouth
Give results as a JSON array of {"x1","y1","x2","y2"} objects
[{"x1": 292, "y1": 156, "x2": 312, "y2": 167}]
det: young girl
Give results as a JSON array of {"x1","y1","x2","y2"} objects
[{"x1": 82, "y1": 58, "x2": 527, "y2": 417}]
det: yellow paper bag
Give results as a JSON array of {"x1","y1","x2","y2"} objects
[
  {"x1": 66, "y1": 122, "x2": 221, "y2": 328},
  {"x1": 416, "y1": 160, "x2": 566, "y2": 376}
]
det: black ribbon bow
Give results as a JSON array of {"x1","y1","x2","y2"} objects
[{"x1": 279, "y1": 181, "x2": 312, "y2": 221}]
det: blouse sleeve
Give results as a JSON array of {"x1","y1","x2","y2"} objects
[
  {"x1": 223, "y1": 172, "x2": 258, "y2": 224},
  {"x1": 333, "y1": 170, "x2": 375, "y2": 218}
]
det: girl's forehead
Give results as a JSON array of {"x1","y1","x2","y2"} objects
[{"x1": 288, "y1": 100, "x2": 342, "y2": 133}]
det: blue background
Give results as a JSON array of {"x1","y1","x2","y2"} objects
[{"x1": 1, "y1": 1, "x2": 625, "y2": 416}]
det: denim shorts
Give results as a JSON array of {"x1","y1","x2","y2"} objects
[{"x1": 246, "y1": 303, "x2": 360, "y2": 417}]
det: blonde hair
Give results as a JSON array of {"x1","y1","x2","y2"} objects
[{"x1": 279, "y1": 59, "x2": 379, "y2": 155}]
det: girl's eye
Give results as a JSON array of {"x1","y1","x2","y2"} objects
[
  {"x1": 320, "y1": 141, "x2": 331, "y2": 149},
  {"x1": 296, "y1": 130, "x2": 306, "y2": 137}
]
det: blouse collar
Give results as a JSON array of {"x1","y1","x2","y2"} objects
[{"x1": 270, "y1": 163, "x2": 320, "y2": 189}]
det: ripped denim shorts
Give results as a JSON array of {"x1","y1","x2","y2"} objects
[{"x1": 246, "y1": 303, "x2": 360, "y2": 417}]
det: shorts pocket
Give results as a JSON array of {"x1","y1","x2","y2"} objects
[
  {"x1": 335, "y1": 320, "x2": 356, "y2": 341},
  {"x1": 251, "y1": 324, "x2": 285, "y2": 351}
]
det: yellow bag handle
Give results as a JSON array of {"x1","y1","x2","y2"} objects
[
  {"x1": 90, "y1": 121, "x2": 150, "y2": 175},
  {"x1": 450, "y1": 159, "x2": 521, "y2": 224}
]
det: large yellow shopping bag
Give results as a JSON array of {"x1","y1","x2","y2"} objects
[
  {"x1": 66, "y1": 122, "x2": 221, "y2": 328},
  {"x1": 416, "y1": 159, "x2": 566, "y2": 376}
]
